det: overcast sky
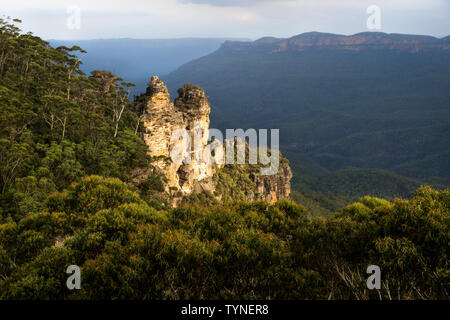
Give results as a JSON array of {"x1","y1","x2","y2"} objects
[{"x1": 2, "y1": 0, "x2": 449, "y2": 40}]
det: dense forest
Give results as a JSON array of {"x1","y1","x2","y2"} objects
[
  {"x1": 0, "y1": 17, "x2": 151, "y2": 219},
  {"x1": 0, "y1": 18, "x2": 448, "y2": 300}
]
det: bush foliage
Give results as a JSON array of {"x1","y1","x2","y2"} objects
[{"x1": 0, "y1": 176, "x2": 447, "y2": 299}]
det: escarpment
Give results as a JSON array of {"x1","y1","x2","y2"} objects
[
  {"x1": 221, "y1": 32, "x2": 450, "y2": 54},
  {"x1": 134, "y1": 76, "x2": 292, "y2": 205}
]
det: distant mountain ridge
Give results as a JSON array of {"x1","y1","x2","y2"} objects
[{"x1": 221, "y1": 32, "x2": 450, "y2": 53}]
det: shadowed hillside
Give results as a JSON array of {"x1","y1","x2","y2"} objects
[{"x1": 165, "y1": 32, "x2": 450, "y2": 212}]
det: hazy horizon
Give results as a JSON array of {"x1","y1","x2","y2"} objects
[
  {"x1": 2, "y1": 0, "x2": 449, "y2": 40},
  {"x1": 44, "y1": 31, "x2": 449, "y2": 42}
]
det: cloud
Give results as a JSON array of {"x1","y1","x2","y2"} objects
[
  {"x1": 2, "y1": 0, "x2": 449, "y2": 39},
  {"x1": 177, "y1": 0, "x2": 276, "y2": 7}
]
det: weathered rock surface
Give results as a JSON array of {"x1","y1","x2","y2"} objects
[
  {"x1": 136, "y1": 76, "x2": 292, "y2": 205},
  {"x1": 139, "y1": 76, "x2": 215, "y2": 195},
  {"x1": 249, "y1": 161, "x2": 293, "y2": 204}
]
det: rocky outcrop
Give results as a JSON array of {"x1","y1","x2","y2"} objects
[
  {"x1": 136, "y1": 76, "x2": 292, "y2": 205},
  {"x1": 139, "y1": 76, "x2": 216, "y2": 195},
  {"x1": 249, "y1": 161, "x2": 292, "y2": 204}
]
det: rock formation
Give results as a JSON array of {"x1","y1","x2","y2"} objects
[
  {"x1": 249, "y1": 162, "x2": 292, "y2": 204},
  {"x1": 139, "y1": 76, "x2": 216, "y2": 195},
  {"x1": 136, "y1": 76, "x2": 292, "y2": 205}
]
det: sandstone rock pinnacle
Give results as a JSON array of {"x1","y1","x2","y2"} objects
[
  {"x1": 135, "y1": 76, "x2": 292, "y2": 206},
  {"x1": 146, "y1": 76, "x2": 169, "y2": 96},
  {"x1": 139, "y1": 76, "x2": 215, "y2": 196}
]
